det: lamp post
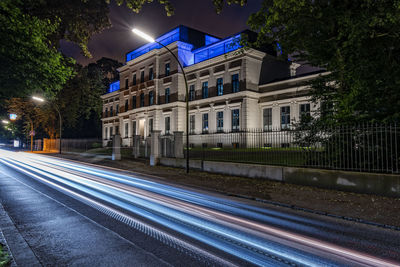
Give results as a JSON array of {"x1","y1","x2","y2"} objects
[
  {"x1": 32, "y1": 96, "x2": 62, "y2": 154},
  {"x1": 132, "y1": 28, "x2": 190, "y2": 173}
]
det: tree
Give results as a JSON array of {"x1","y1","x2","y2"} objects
[
  {"x1": 58, "y1": 58, "x2": 120, "y2": 138},
  {"x1": 7, "y1": 98, "x2": 39, "y2": 138},
  {"x1": 248, "y1": 0, "x2": 400, "y2": 124},
  {"x1": 88, "y1": 57, "x2": 122, "y2": 93},
  {"x1": 0, "y1": 0, "x2": 74, "y2": 101}
]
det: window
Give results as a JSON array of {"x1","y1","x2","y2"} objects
[
  {"x1": 232, "y1": 109, "x2": 240, "y2": 131},
  {"x1": 132, "y1": 121, "x2": 136, "y2": 136},
  {"x1": 165, "y1": 117, "x2": 170, "y2": 134},
  {"x1": 189, "y1": 115, "x2": 195, "y2": 134},
  {"x1": 202, "y1": 113, "x2": 209, "y2": 133},
  {"x1": 116, "y1": 126, "x2": 119, "y2": 135},
  {"x1": 149, "y1": 67, "x2": 154, "y2": 80},
  {"x1": 263, "y1": 108, "x2": 272, "y2": 131},
  {"x1": 125, "y1": 99, "x2": 128, "y2": 111},
  {"x1": 124, "y1": 123, "x2": 129, "y2": 138},
  {"x1": 217, "y1": 111, "x2": 224, "y2": 132},
  {"x1": 116, "y1": 104, "x2": 119, "y2": 115},
  {"x1": 149, "y1": 91, "x2": 154, "y2": 106},
  {"x1": 165, "y1": 62, "x2": 170, "y2": 76},
  {"x1": 281, "y1": 106, "x2": 291, "y2": 129},
  {"x1": 110, "y1": 106, "x2": 113, "y2": 116},
  {"x1": 202, "y1": 81, "x2": 208, "y2": 99},
  {"x1": 140, "y1": 93, "x2": 144, "y2": 107},
  {"x1": 217, "y1": 78, "x2": 223, "y2": 96},
  {"x1": 125, "y1": 78, "x2": 129, "y2": 89},
  {"x1": 149, "y1": 118, "x2": 153, "y2": 134},
  {"x1": 105, "y1": 108, "x2": 108, "y2": 117},
  {"x1": 132, "y1": 96, "x2": 136, "y2": 109},
  {"x1": 105, "y1": 127, "x2": 108, "y2": 139},
  {"x1": 189, "y1": 84, "x2": 195, "y2": 101},
  {"x1": 299, "y1": 103, "x2": 311, "y2": 120},
  {"x1": 110, "y1": 126, "x2": 113, "y2": 136},
  {"x1": 132, "y1": 73, "x2": 136, "y2": 85},
  {"x1": 140, "y1": 70, "x2": 145, "y2": 83},
  {"x1": 165, "y1": 88, "x2": 170, "y2": 103},
  {"x1": 232, "y1": 74, "x2": 239, "y2": 93}
]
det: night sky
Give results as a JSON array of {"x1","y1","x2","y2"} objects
[{"x1": 60, "y1": 0, "x2": 263, "y2": 65}]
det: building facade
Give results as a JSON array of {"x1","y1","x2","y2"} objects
[{"x1": 101, "y1": 25, "x2": 324, "y2": 147}]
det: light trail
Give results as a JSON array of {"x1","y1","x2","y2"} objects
[{"x1": 1, "y1": 150, "x2": 399, "y2": 267}]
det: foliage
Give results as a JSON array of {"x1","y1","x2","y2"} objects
[
  {"x1": 0, "y1": 0, "x2": 74, "y2": 101},
  {"x1": 248, "y1": 0, "x2": 400, "y2": 124},
  {"x1": 6, "y1": 98, "x2": 38, "y2": 137},
  {"x1": 212, "y1": 0, "x2": 247, "y2": 14},
  {"x1": 6, "y1": 97, "x2": 60, "y2": 139},
  {"x1": 0, "y1": 243, "x2": 10, "y2": 267},
  {"x1": 88, "y1": 57, "x2": 122, "y2": 93},
  {"x1": 58, "y1": 58, "x2": 121, "y2": 138}
]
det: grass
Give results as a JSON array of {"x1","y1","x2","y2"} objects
[{"x1": 0, "y1": 243, "x2": 10, "y2": 267}]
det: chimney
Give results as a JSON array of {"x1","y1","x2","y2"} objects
[{"x1": 290, "y1": 62, "x2": 301, "y2": 77}]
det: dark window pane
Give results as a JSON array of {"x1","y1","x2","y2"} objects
[
  {"x1": 165, "y1": 63, "x2": 170, "y2": 76},
  {"x1": 263, "y1": 108, "x2": 272, "y2": 131},
  {"x1": 217, "y1": 78, "x2": 223, "y2": 96},
  {"x1": 281, "y1": 106, "x2": 290, "y2": 129},
  {"x1": 140, "y1": 71, "x2": 145, "y2": 83},
  {"x1": 232, "y1": 74, "x2": 239, "y2": 93},
  {"x1": 232, "y1": 109, "x2": 240, "y2": 131},
  {"x1": 202, "y1": 82, "x2": 208, "y2": 99},
  {"x1": 165, "y1": 88, "x2": 170, "y2": 103}
]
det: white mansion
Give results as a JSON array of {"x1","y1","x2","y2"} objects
[{"x1": 101, "y1": 25, "x2": 324, "y2": 147}]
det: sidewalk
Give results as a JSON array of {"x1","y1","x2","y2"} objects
[{"x1": 48, "y1": 152, "x2": 400, "y2": 229}]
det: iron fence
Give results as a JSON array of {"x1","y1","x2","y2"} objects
[
  {"x1": 138, "y1": 138, "x2": 151, "y2": 158},
  {"x1": 185, "y1": 124, "x2": 399, "y2": 174},
  {"x1": 160, "y1": 134, "x2": 175, "y2": 158}
]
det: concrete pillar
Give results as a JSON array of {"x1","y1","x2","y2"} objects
[
  {"x1": 174, "y1": 131, "x2": 184, "y2": 158},
  {"x1": 133, "y1": 135, "x2": 140, "y2": 158},
  {"x1": 112, "y1": 134, "x2": 121, "y2": 160},
  {"x1": 150, "y1": 130, "x2": 161, "y2": 166}
]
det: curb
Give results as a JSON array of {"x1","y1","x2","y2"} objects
[{"x1": 0, "y1": 203, "x2": 41, "y2": 266}]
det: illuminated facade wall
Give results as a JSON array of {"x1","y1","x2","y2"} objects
[{"x1": 101, "y1": 26, "x2": 323, "y2": 147}]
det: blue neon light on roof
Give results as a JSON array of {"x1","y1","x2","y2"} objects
[
  {"x1": 126, "y1": 28, "x2": 181, "y2": 62},
  {"x1": 205, "y1": 35, "x2": 220, "y2": 46},
  {"x1": 193, "y1": 34, "x2": 242, "y2": 64},
  {"x1": 125, "y1": 26, "x2": 243, "y2": 66},
  {"x1": 108, "y1": 81, "x2": 120, "y2": 93}
]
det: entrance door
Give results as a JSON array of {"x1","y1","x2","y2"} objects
[{"x1": 139, "y1": 119, "x2": 145, "y2": 137}]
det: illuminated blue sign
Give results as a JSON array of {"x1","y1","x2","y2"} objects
[{"x1": 9, "y1": 114, "x2": 17, "y2": 120}]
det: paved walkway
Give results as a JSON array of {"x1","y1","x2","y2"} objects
[{"x1": 0, "y1": 166, "x2": 171, "y2": 267}]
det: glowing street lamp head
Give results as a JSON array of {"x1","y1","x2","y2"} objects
[
  {"x1": 2, "y1": 120, "x2": 9, "y2": 124},
  {"x1": 32, "y1": 96, "x2": 45, "y2": 102},
  {"x1": 132, "y1": 28, "x2": 155, "y2": 43}
]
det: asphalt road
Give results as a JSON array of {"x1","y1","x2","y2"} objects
[{"x1": 0, "y1": 149, "x2": 399, "y2": 266}]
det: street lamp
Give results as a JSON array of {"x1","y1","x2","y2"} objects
[
  {"x1": 32, "y1": 96, "x2": 62, "y2": 154},
  {"x1": 2, "y1": 120, "x2": 9, "y2": 124},
  {"x1": 132, "y1": 28, "x2": 190, "y2": 173}
]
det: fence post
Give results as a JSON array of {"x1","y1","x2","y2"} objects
[
  {"x1": 132, "y1": 135, "x2": 140, "y2": 158},
  {"x1": 150, "y1": 130, "x2": 161, "y2": 166},
  {"x1": 174, "y1": 131, "x2": 184, "y2": 158},
  {"x1": 112, "y1": 134, "x2": 121, "y2": 160}
]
